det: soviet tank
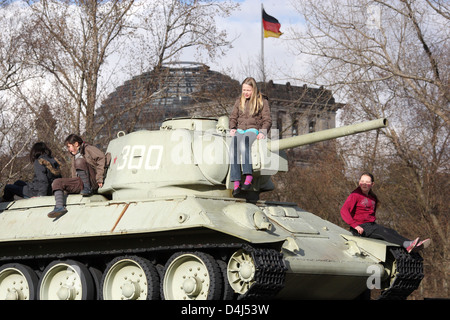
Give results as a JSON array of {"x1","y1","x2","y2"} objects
[{"x1": 0, "y1": 116, "x2": 424, "y2": 300}]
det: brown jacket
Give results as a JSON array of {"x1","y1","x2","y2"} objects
[
  {"x1": 70, "y1": 143, "x2": 106, "y2": 187},
  {"x1": 229, "y1": 98, "x2": 272, "y2": 132}
]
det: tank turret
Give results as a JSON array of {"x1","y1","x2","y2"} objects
[
  {"x1": 99, "y1": 117, "x2": 387, "y2": 200},
  {"x1": 0, "y1": 116, "x2": 424, "y2": 301}
]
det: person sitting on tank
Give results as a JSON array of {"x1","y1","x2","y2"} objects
[
  {"x1": 1, "y1": 142, "x2": 61, "y2": 202},
  {"x1": 340, "y1": 172, "x2": 431, "y2": 253},
  {"x1": 47, "y1": 134, "x2": 105, "y2": 219},
  {"x1": 229, "y1": 77, "x2": 272, "y2": 197}
]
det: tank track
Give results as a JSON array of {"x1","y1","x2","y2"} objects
[
  {"x1": 238, "y1": 245, "x2": 287, "y2": 300},
  {"x1": 2, "y1": 242, "x2": 423, "y2": 300},
  {"x1": 377, "y1": 247, "x2": 424, "y2": 300},
  {"x1": 1, "y1": 241, "x2": 287, "y2": 300}
]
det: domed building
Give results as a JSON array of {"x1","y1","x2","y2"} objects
[
  {"x1": 95, "y1": 62, "x2": 240, "y2": 146},
  {"x1": 95, "y1": 61, "x2": 342, "y2": 165}
]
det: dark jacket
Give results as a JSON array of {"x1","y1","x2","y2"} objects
[
  {"x1": 22, "y1": 154, "x2": 62, "y2": 197},
  {"x1": 229, "y1": 98, "x2": 272, "y2": 132}
]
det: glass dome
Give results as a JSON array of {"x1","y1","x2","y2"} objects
[{"x1": 95, "y1": 62, "x2": 239, "y2": 144}]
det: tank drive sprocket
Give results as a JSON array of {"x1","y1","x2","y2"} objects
[{"x1": 377, "y1": 248, "x2": 424, "y2": 300}]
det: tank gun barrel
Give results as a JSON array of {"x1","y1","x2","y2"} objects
[{"x1": 268, "y1": 118, "x2": 387, "y2": 152}]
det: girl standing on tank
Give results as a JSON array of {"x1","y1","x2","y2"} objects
[
  {"x1": 1, "y1": 142, "x2": 61, "y2": 201},
  {"x1": 340, "y1": 172, "x2": 431, "y2": 253},
  {"x1": 229, "y1": 77, "x2": 272, "y2": 197}
]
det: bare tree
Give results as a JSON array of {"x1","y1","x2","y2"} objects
[
  {"x1": 129, "y1": 0, "x2": 238, "y2": 72},
  {"x1": 22, "y1": 0, "x2": 136, "y2": 140},
  {"x1": 0, "y1": 2, "x2": 29, "y2": 91},
  {"x1": 14, "y1": 0, "x2": 237, "y2": 142},
  {"x1": 288, "y1": 0, "x2": 449, "y2": 298},
  {"x1": 290, "y1": 0, "x2": 449, "y2": 124},
  {"x1": 93, "y1": 0, "x2": 238, "y2": 144},
  {"x1": 0, "y1": 0, "x2": 240, "y2": 189}
]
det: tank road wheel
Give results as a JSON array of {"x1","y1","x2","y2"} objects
[
  {"x1": 216, "y1": 259, "x2": 234, "y2": 300},
  {"x1": 101, "y1": 256, "x2": 159, "y2": 300},
  {"x1": 38, "y1": 260, "x2": 95, "y2": 300},
  {"x1": 0, "y1": 263, "x2": 39, "y2": 300},
  {"x1": 227, "y1": 249, "x2": 256, "y2": 295},
  {"x1": 162, "y1": 252, "x2": 222, "y2": 300},
  {"x1": 89, "y1": 267, "x2": 103, "y2": 300}
]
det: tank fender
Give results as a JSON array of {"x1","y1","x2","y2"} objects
[
  {"x1": 340, "y1": 234, "x2": 399, "y2": 262},
  {"x1": 222, "y1": 203, "x2": 272, "y2": 231}
]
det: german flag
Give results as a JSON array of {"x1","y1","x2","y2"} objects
[{"x1": 262, "y1": 9, "x2": 282, "y2": 38}]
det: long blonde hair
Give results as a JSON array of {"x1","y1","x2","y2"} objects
[{"x1": 239, "y1": 77, "x2": 264, "y2": 115}]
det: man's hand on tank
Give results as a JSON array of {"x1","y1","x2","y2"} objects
[{"x1": 355, "y1": 226, "x2": 364, "y2": 234}]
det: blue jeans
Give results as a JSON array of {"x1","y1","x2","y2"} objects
[{"x1": 229, "y1": 130, "x2": 257, "y2": 181}]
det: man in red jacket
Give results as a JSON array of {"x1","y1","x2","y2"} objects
[{"x1": 341, "y1": 172, "x2": 430, "y2": 253}]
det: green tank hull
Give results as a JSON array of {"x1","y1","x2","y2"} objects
[{"x1": 0, "y1": 117, "x2": 423, "y2": 300}]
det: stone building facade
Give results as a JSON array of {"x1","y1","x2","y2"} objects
[{"x1": 95, "y1": 62, "x2": 342, "y2": 161}]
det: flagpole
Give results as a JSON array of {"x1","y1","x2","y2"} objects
[{"x1": 261, "y1": 3, "x2": 265, "y2": 84}]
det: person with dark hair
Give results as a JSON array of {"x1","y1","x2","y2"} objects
[
  {"x1": 340, "y1": 172, "x2": 431, "y2": 253},
  {"x1": 1, "y1": 142, "x2": 61, "y2": 201},
  {"x1": 47, "y1": 134, "x2": 105, "y2": 219},
  {"x1": 229, "y1": 77, "x2": 272, "y2": 197}
]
